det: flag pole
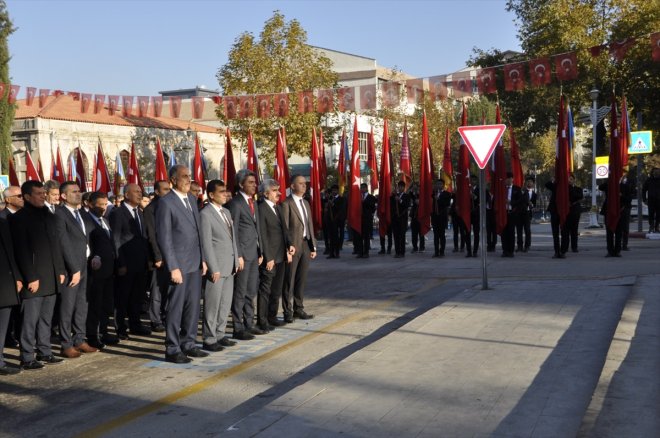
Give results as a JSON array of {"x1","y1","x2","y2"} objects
[{"x1": 479, "y1": 167, "x2": 488, "y2": 290}]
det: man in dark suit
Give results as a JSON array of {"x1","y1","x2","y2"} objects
[
  {"x1": 143, "y1": 180, "x2": 170, "y2": 333},
  {"x1": 0, "y1": 216, "x2": 22, "y2": 375},
  {"x1": 431, "y1": 179, "x2": 452, "y2": 257},
  {"x1": 86, "y1": 191, "x2": 119, "y2": 350},
  {"x1": 227, "y1": 169, "x2": 263, "y2": 339},
  {"x1": 391, "y1": 181, "x2": 410, "y2": 258},
  {"x1": 280, "y1": 175, "x2": 317, "y2": 322},
  {"x1": 200, "y1": 179, "x2": 238, "y2": 351},
  {"x1": 55, "y1": 181, "x2": 98, "y2": 358},
  {"x1": 109, "y1": 183, "x2": 151, "y2": 338},
  {"x1": 468, "y1": 175, "x2": 480, "y2": 258},
  {"x1": 257, "y1": 179, "x2": 294, "y2": 330},
  {"x1": 324, "y1": 184, "x2": 346, "y2": 259},
  {"x1": 566, "y1": 174, "x2": 584, "y2": 253},
  {"x1": 156, "y1": 164, "x2": 208, "y2": 363},
  {"x1": 355, "y1": 183, "x2": 377, "y2": 258},
  {"x1": 9, "y1": 181, "x2": 66, "y2": 369},
  {"x1": 409, "y1": 184, "x2": 425, "y2": 253},
  {"x1": 501, "y1": 173, "x2": 523, "y2": 258},
  {"x1": 0, "y1": 186, "x2": 23, "y2": 351},
  {"x1": 545, "y1": 179, "x2": 568, "y2": 259},
  {"x1": 517, "y1": 176, "x2": 537, "y2": 252}
]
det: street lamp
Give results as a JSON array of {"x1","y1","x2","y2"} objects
[{"x1": 587, "y1": 88, "x2": 601, "y2": 228}]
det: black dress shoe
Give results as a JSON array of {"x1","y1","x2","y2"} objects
[
  {"x1": 35, "y1": 355, "x2": 64, "y2": 365},
  {"x1": 130, "y1": 325, "x2": 152, "y2": 336},
  {"x1": 116, "y1": 331, "x2": 129, "y2": 340},
  {"x1": 165, "y1": 352, "x2": 192, "y2": 364},
  {"x1": 101, "y1": 334, "x2": 120, "y2": 345},
  {"x1": 259, "y1": 324, "x2": 276, "y2": 331},
  {"x1": 151, "y1": 323, "x2": 166, "y2": 333},
  {"x1": 218, "y1": 337, "x2": 237, "y2": 347},
  {"x1": 183, "y1": 347, "x2": 209, "y2": 358},
  {"x1": 87, "y1": 339, "x2": 106, "y2": 350},
  {"x1": 250, "y1": 327, "x2": 268, "y2": 335},
  {"x1": 293, "y1": 311, "x2": 314, "y2": 320},
  {"x1": 284, "y1": 316, "x2": 294, "y2": 324},
  {"x1": 0, "y1": 365, "x2": 20, "y2": 375},
  {"x1": 268, "y1": 318, "x2": 285, "y2": 327},
  {"x1": 202, "y1": 342, "x2": 224, "y2": 352},
  {"x1": 21, "y1": 360, "x2": 44, "y2": 370},
  {"x1": 233, "y1": 331, "x2": 255, "y2": 341}
]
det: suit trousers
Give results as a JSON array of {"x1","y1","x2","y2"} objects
[
  {"x1": 620, "y1": 207, "x2": 631, "y2": 249},
  {"x1": 330, "y1": 222, "x2": 343, "y2": 256},
  {"x1": 86, "y1": 275, "x2": 114, "y2": 341},
  {"x1": 257, "y1": 261, "x2": 286, "y2": 327},
  {"x1": 165, "y1": 271, "x2": 201, "y2": 355},
  {"x1": 231, "y1": 258, "x2": 259, "y2": 333},
  {"x1": 115, "y1": 270, "x2": 147, "y2": 332},
  {"x1": 59, "y1": 272, "x2": 88, "y2": 349},
  {"x1": 502, "y1": 212, "x2": 517, "y2": 255},
  {"x1": 202, "y1": 274, "x2": 234, "y2": 345},
  {"x1": 516, "y1": 211, "x2": 532, "y2": 249},
  {"x1": 550, "y1": 212, "x2": 569, "y2": 254},
  {"x1": 486, "y1": 209, "x2": 497, "y2": 250},
  {"x1": 148, "y1": 267, "x2": 170, "y2": 325},
  {"x1": 20, "y1": 294, "x2": 56, "y2": 362},
  {"x1": 379, "y1": 225, "x2": 392, "y2": 252},
  {"x1": 469, "y1": 211, "x2": 480, "y2": 254},
  {"x1": 0, "y1": 306, "x2": 11, "y2": 367},
  {"x1": 452, "y1": 213, "x2": 465, "y2": 250},
  {"x1": 392, "y1": 219, "x2": 407, "y2": 255},
  {"x1": 411, "y1": 219, "x2": 425, "y2": 250},
  {"x1": 606, "y1": 224, "x2": 623, "y2": 255},
  {"x1": 284, "y1": 243, "x2": 310, "y2": 316},
  {"x1": 431, "y1": 214, "x2": 447, "y2": 254},
  {"x1": 566, "y1": 210, "x2": 581, "y2": 251}
]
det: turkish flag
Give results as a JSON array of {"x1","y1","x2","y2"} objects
[
  {"x1": 381, "y1": 81, "x2": 399, "y2": 108},
  {"x1": 429, "y1": 75, "x2": 448, "y2": 101},
  {"x1": 554, "y1": 52, "x2": 578, "y2": 81},
  {"x1": 25, "y1": 150, "x2": 41, "y2": 182},
  {"x1": 274, "y1": 93, "x2": 289, "y2": 117},
  {"x1": 378, "y1": 119, "x2": 392, "y2": 237},
  {"x1": 38, "y1": 89, "x2": 50, "y2": 107},
  {"x1": 528, "y1": 58, "x2": 552, "y2": 87},
  {"x1": 609, "y1": 38, "x2": 636, "y2": 62},
  {"x1": 8, "y1": 157, "x2": 19, "y2": 186},
  {"x1": 493, "y1": 105, "x2": 507, "y2": 235},
  {"x1": 318, "y1": 128, "x2": 327, "y2": 186},
  {"x1": 223, "y1": 128, "x2": 237, "y2": 190},
  {"x1": 441, "y1": 128, "x2": 453, "y2": 192},
  {"x1": 37, "y1": 157, "x2": 45, "y2": 182},
  {"x1": 652, "y1": 32, "x2": 660, "y2": 62},
  {"x1": 8, "y1": 85, "x2": 19, "y2": 104},
  {"x1": 154, "y1": 137, "x2": 168, "y2": 182},
  {"x1": 337, "y1": 129, "x2": 347, "y2": 195},
  {"x1": 452, "y1": 72, "x2": 472, "y2": 98},
  {"x1": 510, "y1": 128, "x2": 524, "y2": 187},
  {"x1": 273, "y1": 130, "x2": 288, "y2": 199},
  {"x1": 53, "y1": 90, "x2": 64, "y2": 98},
  {"x1": 192, "y1": 134, "x2": 206, "y2": 194},
  {"x1": 337, "y1": 87, "x2": 355, "y2": 112},
  {"x1": 94, "y1": 141, "x2": 112, "y2": 193},
  {"x1": 152, "y1": 96, "x2": 163, "y2": 117},
  {"x1": 298, "y1": 90, "x2": 314, "y2": 114},
  {"x1": 367, "y1": 127, "x2": 378, "y2": 191},
  {"x1": 347, "y1": 118, "x2": 362, "y2": 233},
  {"x1": 137, "y1": 96, "x2": 149, "y2": 117},
  {"x1": 93, "y1": 95, "x2": 105, "y2": 114},
  {"x1": 108, "y1": 95, "x2": 119, "y2": 115},
  {"x1": 418, "y1": 111, "x2": 433, "y2": 236},
  {"x1": 400, "y1": 121, "x2": 412, "y2": 189},
  {"x1": 26, "y1": 87, "x2": 36, "y2": 106},
  {"x1": 309, "y1": 128, "x2": 323, "y2": 234},
  {"x1": 504, "y1": 63, "x2": 526, "y2": 91},
  {"x1": 406, "y1": 79, "x2": 424, "y2": 104},
  {"x1": 238, "y1": 95, "x2": 253, "y2": 118},
  {"x1": 456, "y1": 102, "x2": 471, "y2": 233},
  {"x1": 555, "y1": 95, "x2": 571, "y2": 226},
  {"x1": 360, "y1": 84, "x2": 377, "y2": 110},
  {"x1": 52, "y1": 146, "x2": 65, "y2": 184},
  {"x1": 246, "y1": 130, "x2": 260, "y2": 185},
  {"x1": 280, "y1": 127, "x2": 290, "y2": 185},
  {"x1": 223, "y1": 96, "x2": 238, "y2": 119},
  {"x1": 606, "y1": 95, "x2": 622, "y2": 233},
  {"x1": 80, "y1": 93, "x2": 92, "y2": 113},
  {"x1": 122, "y1": 96, "x2": 133, "y2": 117},
  {"x1": 317, "y1": 89, "x2": 333, "y2": 113},
  {"x1": 619, "y1": 96, "x2": 630, "y2": 168},
  {"x1": 192, "y1": 96, "x2": 205, "y2": 119},
  {"x1": 256, "y1": 95, "x2": 271, "y2": 118},
  {"x1": 169, "y1": 96, "x2": 182, "y2": 118},
  {"x1": 75, "y1": 147, "x2": 88, "y2": 190},
  {"x1": 127, "y1": 142, "x2": 143, "y2": 192},
  {"x1": 476, "y1": 68, "x2": 497, "y2": 94}
]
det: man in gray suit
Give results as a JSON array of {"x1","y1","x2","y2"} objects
[
  {"x1": 227, "y1": 169, "x2": 263, "y2": 340},
  {"x1": 280, "y1": 175, "x2": 317, "y2": 322},
  {"x1": 156, "y1": 164, "x2": 208, "y2": 364},
  {"x1": 200, "y1": 179, "x2": 238, "y2": 352}
]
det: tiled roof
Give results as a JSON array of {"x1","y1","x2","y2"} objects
[{"x1": 14, "y1": 95, "x2": 219, "y2": 133}]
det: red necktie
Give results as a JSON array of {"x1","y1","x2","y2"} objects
[{"x1": 248, "y1": 197, "x2": 255, "y2": 215}]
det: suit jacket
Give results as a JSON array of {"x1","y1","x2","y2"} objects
[
  {"x1": 200, "y1": 203, "x2": 238, "y2": 278},
  {"x1": 0, "y1": 218, "x2": 21, "y2": 308},
  {"x1": 155, "y1": 190, "x2": 204, "y2": 274},
  {"x1": 227, "y1": 193, "x2": 261, "y2": 261},
  {"x1": 55, "y1": 205, "x2": 93, "y2": 277},
  {"x1": 88, "y1": 214, "x2": 116, "y2": 280},
  {"x1": 9, "y1": 203, "x2": 66, "y2": 299},
  {"x1": 258, "y1": 200, "x2": 290, "y2": 264},
  {"x1": 390, "y1": 192, "x2": 410, "y2": 223},
  {"x1": 507, "y1": 185, "x2": 524, "y2": 214},
  {"x1": 0, "y1": 208, "x2": 13, "y2": 222},
  {"x1": 432, "y1": 191, "x2": 452, "y2": 218},
  {"x1": 361, "y1": 193, "x2": 377, "y2": 233},
  {"x1": 108, "y1": 202, "x2": 149, "y2": 273},
  {"x1": 143, "y1": 196, "x2": 163, "y2": 268},
  {"x1": 280, "y1": 195, "x2": 317, "y2": 253},
  {"x1": 323, "y1": 195, "x2": 346, "y2": 225},
  {"x1": 521, "y1": 188, "x2": 538, "y2": 213}
]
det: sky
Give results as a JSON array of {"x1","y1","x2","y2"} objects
[{"x1": 6, "y1": 0, "x2": 521, "y2": 97}]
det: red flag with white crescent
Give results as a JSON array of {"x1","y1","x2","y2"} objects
[
  {"x1": 476, "y1": 68, "x2": 497, "y2": 94},
  {"x1": 452, "y1": 72, "x2": 472, "y2": 98},
  {"x1": 493, "y1": 105, "x2": 508, "y2": 235},
  {"x1": 8, "y1": 157, "x2": 19, "y2": 186},
  {"x1": 80, "y1": 93, "x2": 92, "y2": 113},
  {"x1": 528, "y1": 58, "x2": 552, "y2": 87},
  {"x1": 400, "y1": 121, "x2": 412, "y2": 189},
  {"x1": 26, "y1": 87, "x2": 36, "y2": 106},
  {"x1": 122, "y1": 96, "x2": 133, "y2": 117},
  {"x1": 39, "y1": 89, "x2": 50, "y2": 107},
  {"x1": 504, "y1": 63, "x2": 526, "y2": 91},
  {"x1": 337, "y1": 87, "x2": 355, "y2": 112},
  {"x1": 406, "y1": 78, "x2": 424, "y2": 104},
  {"x1": 367, "y1": 127, "x2": 379, "y2": 191},
  {"x1": 381, "y1": 81, "x2": 399, "y2": 108},
  {"x1": 238, "y1": 95, "x2": 253, "y2": 118},
  {"x1": 93, "y1": 94, "x2": 105, "y2": 114},
  {"x1": 127, "y1": 142, "x2": 143, "y2": 192},
  {"x1": 298, "y1": 91, "x2": 314, "y2": 114},
  {"x1": 94, "y1": 140, "x2": 112, "y2": 193},
  {"x1": 223, "y1": 128, "x2": 237, "y2": 190},
  {"x1": 108, "y1": 95, "x2": 119, "y2": 115},
  {"x1": 75, "y1": 147, "x2": 88, "y2": 190},
  {"x1": 274, "y1": 130, "x2": 288, "y2": 200},
  {"x1": 418, "y1": 111, "x2": 433, "y2": 236},
  {"x1": 192, "y1": 134, "x2": 205, "y2": 194},
  {"x1": 456, "y1": 102, "x2": 472, "y2": 233},
  {"x1": 246, "y1": 130, "x2": 260, "y2": 185},
  {"x1": 554, "y1": 52, "x2": 578, "y2": 81},
  {"x1": 429, "y1": 76, "x2": 448, "y2": 101},
  {"x1": 151, "y1": 96, "x2": 163, "y2": 117},
  {"x1": 274, "y1": 94, "x2": 289, "y2": 117},
  {"x1": 309, "y1": 128, "x2": 323, "y2": 234},
  {"x1": 347, "y1": 118, "x2": 362, "y2": 233},
  {"x1": 137, "y1": 96, "x2": 149, "y2": 117},
  {"x1": 25, "y1": 149, "x2": 41, "y2": 182},
  {"x1": 360, "y1": 84, "x2": 377, "y2": 110},
  {"x1": 154, "y1": 138, "x2": 168, "y2": 182},
  {"x1": 8, "y1": 85, "x2": 20, "y2": 104},
  {"x1": 169, "y1": 96, "x2": 182, "y2": 118},
  {"x1": 378, "y1": 120, "x2": 392, "y2": 237},
  {"x1": 191, "y1": 96, "x2": 205, "y2": 119},
  {"x1": 317, "y1": 89, "x2": 333, "y2": 113},
  {"x1": 256, "y1": 95, "x2": 271, "y2": 118}
]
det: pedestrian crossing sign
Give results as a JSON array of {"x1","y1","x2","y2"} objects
[{"x1": 629, "y1": 131, "x2": 652, "y2": 155}]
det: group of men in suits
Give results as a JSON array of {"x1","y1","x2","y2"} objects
[{"x1": 0, "y1": 165, "x2": 319, "y2": 371}]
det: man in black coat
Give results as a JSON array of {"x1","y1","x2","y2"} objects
[
  {"x1": 0, "y1": 217, "x2": 22, "y2": 374},
  {"x1": 391, "y1": 181, "x2": 410, "y2": 258},
  {"x1": 355, "y1": 183, "x2": 377, "y2": 258},
  {"x1": 9, "y1": 181, "x2": 66, "y2": 369},
  {"x1": 143, "y1": 180, "x2": 170, "y2": 332},
  {"x1": 467, "y1": 175, "x2": 480, "y2": 258},
  {"x1": 565, "y1": 174, "x2": 584, "y2": 253},
  {"x1": 409, "y1": 184, "x2": 425, "y2": 253},
  {"x1": 109, "y1": 183, "x2": 151, "y2": 338},
  {"x1": 642, "y1": 167, "x2": 660, "y2": 233},
  {"x1": 517, "y1": 177, "x2": 537, "y2": 252},
  {"x1": 501, "y1": 173, "x2": 523, "y2": 258},
  {"x1": 55, "y1": 181, "x2": 98, "y2": 358},
  {"x1": 545, "y1": 179, "x2": 568, "y2": 259},
  {"x1": 0, "y1": 186, "x2": 23, "y2": 351},
  {"x1": 324, "y1": 185, "x2": 346, "y2": 259},
  {"x1": 86, "y1": 191, "x2": 119, "y2": 350},
  {"x1": 431, "y1": 179, "x2": 452, "y2": 257}
]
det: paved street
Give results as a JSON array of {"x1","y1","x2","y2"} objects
[{"x1": 0, "y1": 219, "x2": 658, "y2": 438}]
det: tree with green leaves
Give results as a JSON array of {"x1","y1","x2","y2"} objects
[
  {"x1": 0, "y1": 1, "x2": 14, "y2": 174},
  {"x1": 216, "y1": 11, "x2": 339, "y2": 166}
]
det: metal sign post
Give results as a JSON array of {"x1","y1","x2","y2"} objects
[{"x1": 479, "y1": 168, "x2": 488, "y2": 290}]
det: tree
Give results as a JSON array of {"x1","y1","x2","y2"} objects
[
  {"x1": 216, "y1": 11, "x2": 339, "y2": 166},
  {"x1": 0, "y1": 1, "x2": 14, "y2": 174}
]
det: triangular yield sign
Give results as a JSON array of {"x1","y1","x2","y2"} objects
[{"x1": 457, "y1": 124, "x2": 507, "y2": 169}]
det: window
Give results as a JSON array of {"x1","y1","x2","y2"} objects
[{"x1": 358, "y1": 131, "x2": 368, "y2": 162}]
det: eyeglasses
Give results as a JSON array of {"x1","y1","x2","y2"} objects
[{"x1": 8, "y1": 194, "x2": 23, "y2": 199}]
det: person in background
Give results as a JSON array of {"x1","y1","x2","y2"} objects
[
  {"x1": 641, "y1": 167, "x2": 660, "y2": 233},
  {"x1": 517, "y1": 176, "x2": 537, "y2": 252},
  {"x1": 0, "y1": 212, "x2": 22, "y2": 375},
  {"x1": 43, "y1": 180, "x2": 60, "y2": 214}
]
